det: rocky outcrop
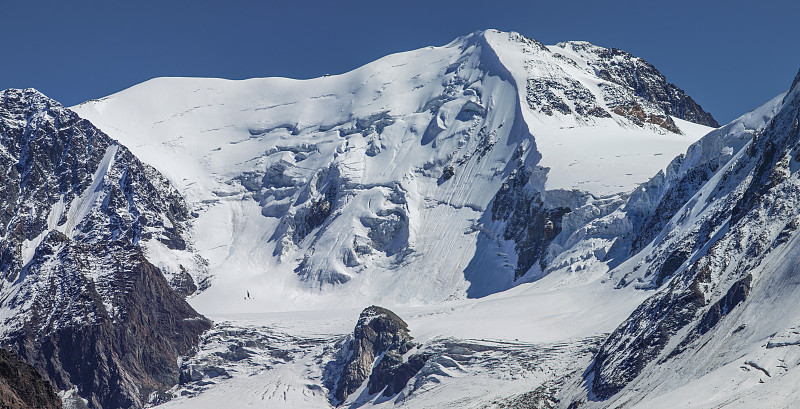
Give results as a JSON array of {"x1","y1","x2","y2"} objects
[
  {"x1": 367, "y1": 350, "x2": 432, "y2": 397},
  {"x1": 0, "y1": 88, "x2": 195, "y2": 289},
  {"x1": 332, "y1": 306, "x2": 430, "y2": 404},
  {"x1": 612, "y1": 103, "x2": 681, "y2": 133},
  {"x1": 491, "y1": 164, "x2": 571, "y2": 280},
  {"x1": 0, "y1": 348, "x2": 61, "y2": 409},
  {"x1": 2, "y1": 236, "x2": 212, "y2": 409}
]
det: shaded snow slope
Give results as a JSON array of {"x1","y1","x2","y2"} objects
[
  {"x1": 550, "y1": 70, "x2": 800, "y2": 408},
  {"x1": 73, "y1": 30, "x2": 714, "y2": 312}
]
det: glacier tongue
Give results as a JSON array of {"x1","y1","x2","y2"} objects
[{"x1": 72, "y1": 29, "x2": 715, "y2": 312}]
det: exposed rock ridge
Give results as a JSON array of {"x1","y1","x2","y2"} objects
[
  {"x1": 556, "y1": 41, "x2": 719, "y2": 127},
  {"x1": 0, "y1": 88, "x2": 198, "y2": 289},
  {"x1": 588, "y1": 68, "x2": 800, "y2": 400},
  {"x1": 490, "y1": 162, "x2": 570, "y2": 280}
]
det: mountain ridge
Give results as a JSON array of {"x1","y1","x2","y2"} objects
[{"x1": 0, "y1": 88, "x2": 211, "y2": 408}]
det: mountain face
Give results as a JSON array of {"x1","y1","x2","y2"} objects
[
  {"x1": 556, "y1": 41, "x2": 719, "y2": 128},
  {"x1": 0, "y1": 89, "x2": 211, "y2": 408},
  {"x1": 564, "y1": 69, "x2": 800, "y2": 407},
  {"x1": 328, "y1": 306, "x2": 430, "y2": 405},
  {"x1": 7, "y1": 27, "x2": 784, "y2": 408},
  {"x1": 72, "y1": 29, "x2": 716, "y2": 313}
]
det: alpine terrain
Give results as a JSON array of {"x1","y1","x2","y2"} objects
[{"x1": 1, "y1": 28, "x2": 798, "y2": 408}]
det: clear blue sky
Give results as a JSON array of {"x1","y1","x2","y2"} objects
[{"x1": 1, "y1": 0, "x2": 798, "y2": 124}]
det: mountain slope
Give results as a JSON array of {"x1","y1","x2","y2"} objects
[
  {"x1": 0, "y1": 348, "x2": 61, "y2": 409},
  {"x1": 72, "y1": 29, "x2": 716, "y2": 313},
  {"x1": 550, "y1": 69, "x2": 800, "y2": 408},
  {"x1": 0, "y1": 89, "x2": 211, "y2": 408}
]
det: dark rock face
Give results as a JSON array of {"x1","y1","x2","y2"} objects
[
  {"x1": 627, "y1": 160, "x2": 717, "y2": 255},
  {"x1": 0, "y1": 348, "x2": 61, "y2": 409},
  {"x1": 3, "y1": 235, "x2": 212, "y2": 409},
  {"x1": 526, "y1": 76, "x2": 607, "y2": 118},
  {"x1": 574, "y1": 43, "x2": 719, "y2": 128},
  {"x1": 591, "y1": 275, "x2": 705, "y2": 399},
  {"x1": 491, "y1": 165, "x2": 571, "y2": 280},
  {"x1": 0, "y1": 89, "x2": 211, "y2": 408},
  {"x1": 0, "y1": 88, "x2": 192, "y2": 282},
  {"x1": 367, "y1": 350, "x2": 431, "y2": 397},
  {"x1": 612, "y1": 103, "x2": 681, "y2": 133},
  {"x1": 332, "y1": 306, "x2": 429, "y2": 404}
]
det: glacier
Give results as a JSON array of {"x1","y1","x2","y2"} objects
[{"x1": 72, "y1": 30, "x2": 714, "y2": 315}]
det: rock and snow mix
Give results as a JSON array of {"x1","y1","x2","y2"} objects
[
  {"x1": 6, "y1": 27, "x2": 800, "y2": 409},
  {"x1": 69, "y1": 29, "x2": 727, "y2": 408}
]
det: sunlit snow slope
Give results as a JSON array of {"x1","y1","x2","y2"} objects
[{"x1": 73, "y1": 30, "x2": 714, "y2": 312}]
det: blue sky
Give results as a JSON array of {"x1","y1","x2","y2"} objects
[{"x1": 1, "y1": 0, "x2": 797, "y2": 124}]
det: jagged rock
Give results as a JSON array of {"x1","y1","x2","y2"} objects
[
  {"x1": 333, "y1": 306, "x2": 429, "y2": 404},
  {"x1": 0, "y1": 88, "x2": 196, "y2": 287},
  {"x1": 491, "y1": 165, "x2": 571, "y2": 280},
  {"x1": 169, "y1": 265, "x2": 199, "y2": 297},
  {"x1": 367, "y1": 351, "x2": 432, "y2": 397},
  {"x1": 494, "y1": 385, "x2": 559, "y2": 409},
  {"x1": 0, "y1": 348, "x2": 61, "y2": 409},
  {"x1": 558, "y1": 42, "x2": 719, "y2": 128},
  {"x1": 612, "y1": 103, "x2": 682, "y2": 133},
  {"x1": 440, "y1": 165, "x2": 455, "y2": 182},
  {"x1": 3, "y1": 237, "x2": 212, "y2": 409}
]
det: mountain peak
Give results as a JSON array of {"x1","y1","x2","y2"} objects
[
  {"x1": 784, "y1": 67, "x2": 800, "y2": 105},
  {"x1": 0, "y1": 88, "x2": 61, "y2": 114},
  {"x1": 71, "y1": 29, "x2": 719, "y2": 312}
]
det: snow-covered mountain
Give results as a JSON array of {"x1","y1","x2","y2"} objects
[
  {"x1": 16, "y1": 26, "x2": 800, "y2": 409},
  {"x1": 72, "y1": 29, "x2": 715, "y2": 314},
  {"x1": 563, "y1": 68, "x2": 800, "y2": 408}
]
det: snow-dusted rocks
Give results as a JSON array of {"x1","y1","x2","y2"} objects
[
  {"x1": 569, "y1": 69, "x2": 800, "y2": 407},
  {"x1": 551, "y1": 41, "x2": 719, "y2": 128},
  {"x1": 7, "y1": 26, "x2": 786, "y2": 408},
  {"x1": 330, "y1": 306, "x2": 426, "y2": 404}
]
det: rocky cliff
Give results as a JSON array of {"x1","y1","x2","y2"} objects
[
  {"x1": 0, "y1": 348, "x2": 61, "y2": 409},
  {"x1": 584, "y1": 69, "x2": 800, "y2": 404}
]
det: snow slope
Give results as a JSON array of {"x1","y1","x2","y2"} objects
[
  {"x1": 155, "y1": 280, "x2": 650, "y2": 409},
  {"x1": 73, "y1": 30, "x2": 714, "y2": 314},
  {"x1": 550, "y1": 70, "x2": 800, "y2": 408}
]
